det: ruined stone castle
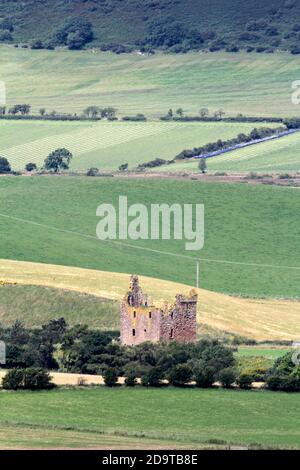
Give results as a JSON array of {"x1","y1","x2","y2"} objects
[{"x1": 120, "y1": 275, "x2": 198, "y2": 346}]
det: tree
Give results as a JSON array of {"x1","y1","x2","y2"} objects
[
  {"x1": 119, "y1": 163, "x2": 128, "y2": 172},
  {"x1": 176, "y1": 108, "x2": 184, "y2": 117},
  {"x1": 198, "y1": 158, "x2": 207, "y2": 174},
  {"x1": 25, "y1": 162, "x2": 37, "y2": 172},
  {"x1": 104, "y1": 368, "x2": 118, "y2": 387},
  {"x1": 194, "y1": 365, "x2": 215, "y2": 388},
  {"x1": 266, "y1": 352, "x2": 300, "y2": 391},
  {"x1": 54, "y1": 17, "x2": 94, "y2": 50},
  {"x1": 0, "y1": 156, "x2": 11, "y2": 173},
  {"x1": 236, "y1": 372, "x2": 253, "y2": 390},
  {"x1": 39, "y1": 108, "x2": 46, "y2": 116},
  {"x1": 199, "y1": 108, "x2": 209, "y2": 117},
  {"x1": 125, "y1": 371, "x2": 137, "y2": 387},
  {"x1": 141, "y1": 367, "x2": 163, "y2": 387},
  {"x1": 44, "y1": 148, "x2": 73, "y2": 173},
  {"x1": 2, "y1": 368, "x2": 54, "y2": 390},
  {"x1": 168, "y1": 364, "x2": 192, "y2": 387},
  {"x1": 83, "y1": 106, "x2": 100, "y2": 119},
  {"x1": 218, "y1": 367, "x2": 236, "y2": 388},
  {"x1": 2, "y1": 369, "x2": 24, "y2": 390},
  {"x1": 167, "y1": 108, "x2": 173, "y2": 118}
]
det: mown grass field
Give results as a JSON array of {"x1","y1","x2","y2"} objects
[
  {"x1": 1, "y1": 47, "x2": 300, "y2": 117},
  {"x1": 0, "y1": 388, "x2": 299, "y2": 449},
  {"x1": 0, "y1": 261, "x2": 299, "y2": 340},
  {"x1": 0, "y1": 120, "x2": 270, "y2": 172},
  {"x1": 158, "y1": 131, "x2": 300, "y2": 174},
  {"x1": 0, "y1": 176, "x2": 299, "y2": 300}
]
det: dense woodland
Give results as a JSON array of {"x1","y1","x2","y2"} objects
[{"x1": 1, "y1": 1, "x2": 300, "y2": 53}]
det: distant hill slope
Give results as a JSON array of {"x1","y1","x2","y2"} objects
[
  {"x1": 1, "y1": 259, "x2": 300, "y2": 340},
  {"x1": 1, "y1": 0, "x2": 300, "y2": 53}
]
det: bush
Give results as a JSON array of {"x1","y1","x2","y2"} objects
[
  {"x1": 23, "y1": 368, "x2": 55, "y2": 390},
  {"x1": 2, "y1": 369, "x2": 24, "y2": 390},
  {"x1": 168, "y1": 364, "x2": 192, "y2": 387},
  {"x1": 104, "y1": 368, "x2": 118, "y2": 387},
  {"x1": 25, "y1": 162, "x2": 37, "y2": 172},
  {"x1": 194, "y1": 366, "x2": 215, "y2": 388},
  {"x1": 125, "y1": 372, "x2": 137, "y2": 387},
  {"x1": 2, "y1": 368, "x2": 54, "y2": 390},
  {"x1": 0, "y1": 156, "x2": 11, "y2": 173},
  {"x1": 236, "y1": 372, "x2": 253, "y2": 390},
  {"x1": 266, "y1": 352, "x2": 300, "y2": 391},
  {"x1": 86, "y1": 167, "x2": 99, "y2": 177},
  {"x1": 218, "y1": 367, "x2": 236, "y2": 388},
  {"x1": 141, "y1": 367, "x2": 163, "y2": 387}
]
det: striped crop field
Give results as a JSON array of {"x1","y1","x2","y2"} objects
[
  {"x1": 0, "y1": 120, "x2": 272, "y2": 171},
  {"x1": 158, "y1": 130, "x2": 300, "y2": 173}
]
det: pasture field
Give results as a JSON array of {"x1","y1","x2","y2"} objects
[
  {"x1": 0, "y1": 388, "x2": 299, "y2": 449},
  {"x1": 235, "y1": 347, "x2": 290, "y2": 360},
  {"x1": 1, "y1": 47, "x2": 300, "y2": 118},
  {"x1": 0, "y1": 177, "x2": 299, "y2": 300},
  {"x1": 157, "y1": 130, "x2": 300, "y2": 174},
  {"x1": 0, "y1": 120, "x2": 271, "y2": 172},
  {"x1": 1, "y1": 266, "x2": 299, "y2": 340}
]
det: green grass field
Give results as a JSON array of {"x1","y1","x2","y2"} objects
[
  {"x1": 235, "y1": 347, "x2": 290, "y2": 360},
  {"x1": 1, "y1": 47, "x2": 300, "y2": 117},
  {"x1": 0, "y1": 388, "x2": 299, "y2": 449},
  {"x1": 0, "y1": 120, "x2": 271, "y2": 172},
  {"x1": 0, "y1": 176, "x2": 299, "y2": 299},
  {"x1": 158, "y1": 131, "x2": 300, "y2": 174}
]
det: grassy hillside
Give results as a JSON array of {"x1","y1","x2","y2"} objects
[
  {"x1": 158, "y1": 130, "x2": 300, "y2": 173},
  {"x1": 1, "y1": 47, "x2": 300, "y2": 117},
  {"x1": 1, "y1": 260, "x2": 299, "y2": 340},
  {"x1": 0, "y1": 388, "x2": 299, "y2": 449},
  {"x1": 0, "y1": 176, "x2": 299, "y2": 300},
  {"x1": 1, "y1": 0, "x2": 300, "y2": 53},
  {"x1": 0, "y1": 283, "x2": 119, "y2": 329},
  {"x1": 0, "y1": 120, "x2": 277, "y2": 171}
]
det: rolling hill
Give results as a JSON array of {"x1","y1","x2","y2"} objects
[
  {"x1": 1, "y1": 0, "x2": 300, "y2": 53},
  {"x1": 0, "y1": 176, "x2": 299, "y2": 299},
  {"x1": 1, "y1": 47, "x2": 300, "y2": 117},
  {"x1": 1, "y1": 259, "x2": 299, "y2": 340}
]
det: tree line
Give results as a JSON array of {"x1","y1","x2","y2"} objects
[{"x1": 0, "y1": 318, "x2": 299, "y2": 391}]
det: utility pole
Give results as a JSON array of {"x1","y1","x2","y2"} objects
[{"x1": 196, "y1": 258, "x2": 200, "y2": 289}]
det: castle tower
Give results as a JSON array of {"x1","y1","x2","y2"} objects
[{"x1": 120, "y1": 276, "x2": 198, "y2": 346}]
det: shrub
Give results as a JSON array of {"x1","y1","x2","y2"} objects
[
  {"x1": 125, "y1": 372, "x2": 137, "y2": 387},
  {"x1": 25, "y1": 162, "x2": 37, "y2": 172},
  {"x1": 104, "y1": 368, "x2": 118, "y2": 387},
  {"x1": 266, "y1": 352, "x2": 300, "y2": 391},
  {"x1": 0, "y1": 156, "x2": 11, "y2": 173},
  {"x1": 2, "y1": 368, "x2": 54, "y2": 390},
  {"x1": 236, "y1": 372, "x2": 254, "y2": 390},
  {"x1": 86, "y1": 167, "x2": 99, "y2": 177},
  {"x1": 194, "y1": 366, "x2": 215, "y2": 388},
  {"x1": 141, "y1": 367, "x2": 163, "y2": 387},
  {"x1": 23, "y1": 368, "x2": 55, "y2": 390},
  {"x1": 168, "y1": 364, "x2": 192, "y2": 387},
  {"x1": 218, "y1": 367, "x2": 237, "y2": 388},
  {"x1": 2, "y1": 369, "x2": 24, "y2": 390}
]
